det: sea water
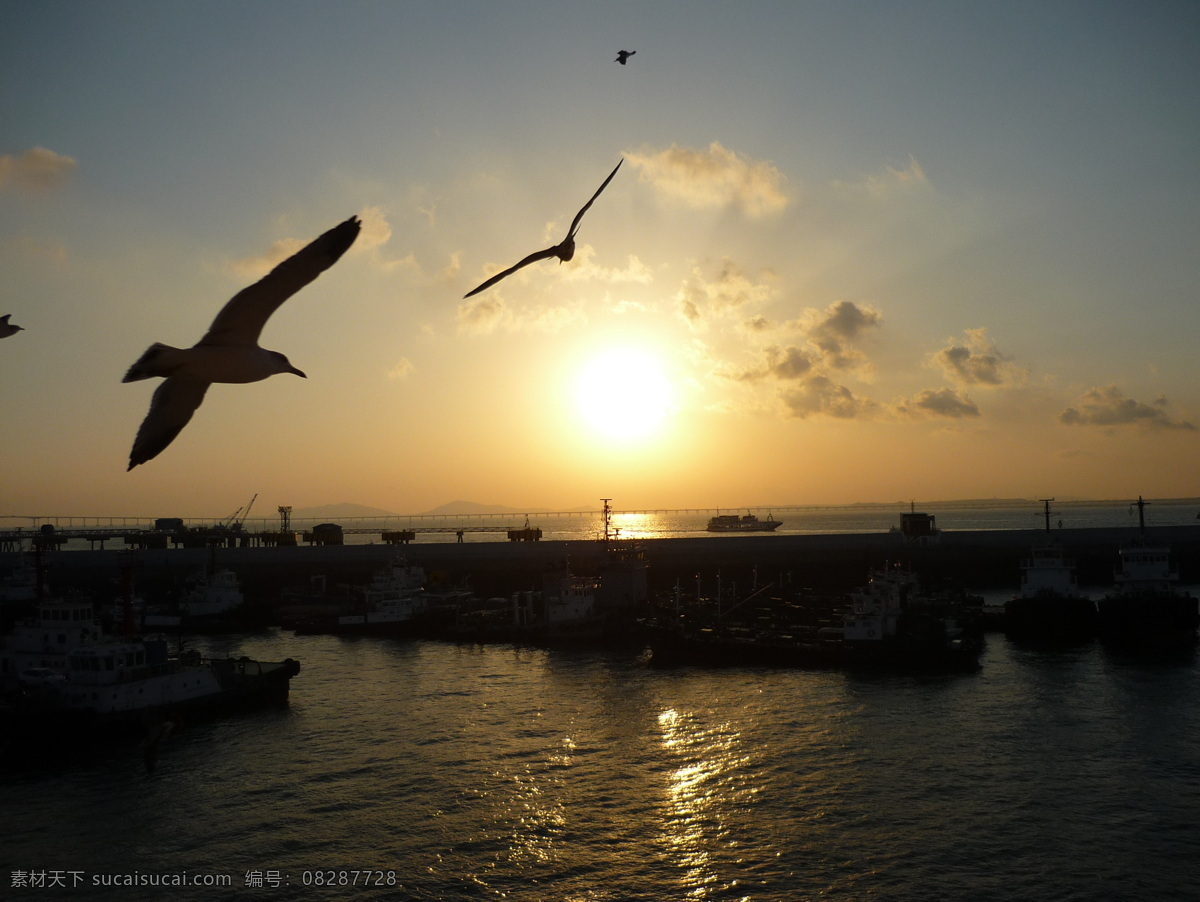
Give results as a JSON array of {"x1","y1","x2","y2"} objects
[
  {"x1": 330, "y1": 498, "x2": 1200, "y2": 545},
  {"x1": 5, "y1": 628, "x2": 1200, "y2": 901}
]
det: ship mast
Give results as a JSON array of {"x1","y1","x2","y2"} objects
[
  {"x1": 1132, "y1": 495, "x2": 1149, "y2": 537},
  {"x1": 1040, "y1": 498, "x2": 1055, "y2": 533}
]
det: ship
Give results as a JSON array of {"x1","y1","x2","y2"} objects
[
  {"x1": 289, "y1": 556, "x2": 447, "y2": 636},
  {"x1": 1096, "y1": 497, "x2": 1199, "y2": 649},
  {"x1": 706, "y1": 511, "x2": 782, "y2": 532},
  {"x1": 452, "y1": 578, "x2": 607, "y2": 644},
  {"x1": 646, "y1": 567, "x2": 983, "y2": 672},
  {"x1": 142, "y1": 550, "x2": 264, "y2": 632},
  {"x1": 840, "y1": 566, "x2": 984, "y2": 671},
  {"x1": 1003, "y1": 501, "x2": 1097, "y2": 645},
  {"x1": 333, "y1": 559, "x2": 428, "y2": 636},
  {"x1": 1, "y1": 592, "x2": 300, "y2": 743}
]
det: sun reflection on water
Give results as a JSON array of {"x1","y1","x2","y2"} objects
[{"x1": 657, "y1": 707, "x2": 758, "y2": 900}]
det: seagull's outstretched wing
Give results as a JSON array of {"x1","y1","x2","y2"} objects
[
  {"x1": 566, "y1": 159, "x2": 623, "y2": 241},
  {"x1": 463, "y1": 160, "x2": 623, "y2": 298},
  {"x1": 128, "y1": 377, "x2": 211, "y2": 470},
  {"x1": 198, "y1": 216, "x2": 361, "y2": 348},
  {"x1": 463, "y1": 246, "x2": 563, "y2": 299}
]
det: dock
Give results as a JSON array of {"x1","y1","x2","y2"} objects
[{"x1": 3, "y1": 525, "x2": 1198, "y2": 601}]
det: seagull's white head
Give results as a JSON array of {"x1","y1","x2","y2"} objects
[{"x1": 269, "y1": 350, "x2": 306, "y2": 378}]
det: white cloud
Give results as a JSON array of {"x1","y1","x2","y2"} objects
[
  {"x1": 228, "y1": 208, "x2": 426, "y2": 281},
  {"x1": 781, "y1": 375, "x2": 876, "y2": 419},
  {"x1": 456, "y1": 294, "x2": 507, "y2": 334},
  {"x1": 228, "y1": 237, "x2": 307, "y2": 280},
  {"x1": 388, "y1": 358, "x2": 415, "y2": 380},
  {"x1": 894, "y1": 388, "x2": 981, "y2": 419},
  {"x1": 800, "y1": 300, "x2": 883, "y2": 370},
  {"x1": 454, "y1": 295, "x2": 585, "y2": 335},
  {"x1": 1059, "y1": 386, "x2": 1195, "y2": 430},
  {"x1": 626, "y1": 141, "x2": 788, "y2": 217},
  {"x1": 559, "y1": 245, "x2": 653, "y2": 285},
  {"x1": 0, "y1": 147, "x2": 77, "y2": 193},
  {"x1": 833, "y1": 155, "x2": 930, "y2": 199},
  {"x1": 932, "y1": 328, "x2": 1022, "y2": 386},
  {"x1": 355, "y1": 206, "x2": 392, "y2": 253},
  {"x1": 675, "y1": 258, "x2": 775, "y2": 329}
]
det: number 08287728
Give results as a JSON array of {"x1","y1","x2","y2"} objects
[{"x1": 301, "y1": 870, "x2": 398, "y2": 887}]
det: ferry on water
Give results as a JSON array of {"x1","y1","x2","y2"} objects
[{"x1": 706, "y1": 512, "x2": 782, "y2": 533}]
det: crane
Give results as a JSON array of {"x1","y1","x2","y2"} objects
[{"x1": 221, "y1": 493, "x2": 258, "y2": 531}]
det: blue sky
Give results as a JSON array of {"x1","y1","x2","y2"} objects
[{"x1": 2, "y1": 1, "x2": 1198, "y2": 517}]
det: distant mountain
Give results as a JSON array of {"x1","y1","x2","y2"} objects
[
  {"x1": 290, "y1": 503, "x2": 400, "y2": 520},
  {"x1": 417, "y1": 500, "x2": 554, "y2": 516}
]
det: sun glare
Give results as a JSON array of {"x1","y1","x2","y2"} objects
[{"x1": 575, "y1": 348, "x2": 674, "y2": 442}]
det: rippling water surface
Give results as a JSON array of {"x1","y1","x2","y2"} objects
[{"x1": 7, "y1": 630, "x2": 1200, "y2": 901}]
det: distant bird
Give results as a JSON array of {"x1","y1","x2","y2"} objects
[
  {"x1": 123, "y1": 215, "x2": 361, "y2": 470},
  {"x1": 463, "y1": 160, "x2": 623, "y2": 299},
  {"x1": 140, "y1": 711, "x2": 181, "y2": 773},
  {"x1": 614, "y1": 50, "x2": 636, "y2": 65},
  {"x1": 0, "y1": 314, "x2": 23, "y2": 339}
]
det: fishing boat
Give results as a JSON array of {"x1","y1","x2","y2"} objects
[
  {"x1": 841, "y1": 566, "x2": 984, "y2": 671},
  {"x1": 142, "y1": 550, "x2": 256, "y2": 632},
  {"x1": 1096, "y1": 498, "x2": 1198, "y2": 649},
  {"x1": 1003, "y1": 501, "x2": 1097, "y2": 645},
  {"x1": 646, "y1": 568, "x2": 982, "y2": 671},
  {"x1": 706, "y1": 511, "x2": 782, "y2": 532}
]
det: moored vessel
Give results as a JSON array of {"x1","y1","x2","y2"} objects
[
  {"x1": 646, "y1": 567, "x2": 982, "y2": 671},
  {"x1": 1004, "y1": 501, "x2": 1097, "y2": 645},
  {"x1": 1, "y1": 593, "x2": 300, "y2": 745},
  {"x1": 1097, "y1": 499, "x2": 1198, "y2": 650}
]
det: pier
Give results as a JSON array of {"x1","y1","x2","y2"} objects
[
  {"x1": 4, "y1": 524, "x2": 1198, "y2": 603},
  {"x1": 0, "y1": 521, "x2": 541, "y2": 552}
]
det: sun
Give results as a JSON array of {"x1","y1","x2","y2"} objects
[{"x1": 574, "y1": 348, "x2": 675, "y2": 442}]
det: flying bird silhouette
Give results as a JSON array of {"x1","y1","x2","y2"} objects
[
  {"x1": 0, "y1": 314, "x2": 23, "y2": 338},
  {"x1": 123, "y1": 215, "x2": 361, "y2": 470},
  {"x1": 140, "y1": 711, "x2": 181, "y2": 774},
  {"x1": 463, "y1": 159, "x2": 623, "y2": 299},
  {"x1": 614, "y1": 50, "x2": 636, "y2": 65}
]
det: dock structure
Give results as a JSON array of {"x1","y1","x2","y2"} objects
[
  {"x1": 3, "y1": 523, "x2": 1198, "y2": 605},
  {"x1": 0, "y1": 521, "x2": 538, "y2": 553}
]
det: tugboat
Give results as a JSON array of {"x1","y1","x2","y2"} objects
[
  {"x1": 1, "y1": 591, "x2": 300, "y2": 742},
  {"x1": 142, "y1": 549, "x2": 257, "y2": 632},
  {"x1": 333, "y1": 558, "x2": 429, "y2": 636},
  {"x1": 646, "y1": 567, "x2": 982, "y2": 671},
  {"x1": 706, "y1": 511, "x2": 782, "y2": 532},
  {"x1": 842, "y1": 566, "x2": 984, "y2": 671},
  {"x1": 1003, "y1": 500, "x2": 1097, "y2": 645},
  {"x1": 1097, "y1": 497, "x2": 1198, "y2": 650}
]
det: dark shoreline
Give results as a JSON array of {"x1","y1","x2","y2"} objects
[{"x1": 5, "y1": 525, "x2": 1199, "y2": 600}]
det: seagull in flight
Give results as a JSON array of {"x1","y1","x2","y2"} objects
[
  {"x1": 0, "y1": 314, "x2": 23, "y2": 339},
  {"x1": 463, "y1": 159, "x2": 623, "y2": 299},
  {"x1": 123, "y1": 215, "x2": 361, "y2": 470},
  {"x1": 614, "y1": 50, "x2": 636, "y2": 65}
]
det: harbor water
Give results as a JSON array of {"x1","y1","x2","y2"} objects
[
  {"x1": 10, "y1": 498, "x2": 1200, "y2": 548},
  {"x1": 6, "y1": 627, "x2": 1200, "y2": 901}
]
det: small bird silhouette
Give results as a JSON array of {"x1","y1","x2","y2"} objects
[
  {"x1": 0, "y1": 314, "x2": 23, "y2": 339},
  {"x1": 124, "y1": 216, "x2": 361, "y2": 469},
  {"x1": 463, "y1": 160, "x2": 623, "y2": 299},
  {"x1": 140, "y1": 711, "x2": 182, "y2": 773},
  {"x1": 615, "y1": 50, "x2": 636, "y2": 65}
]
